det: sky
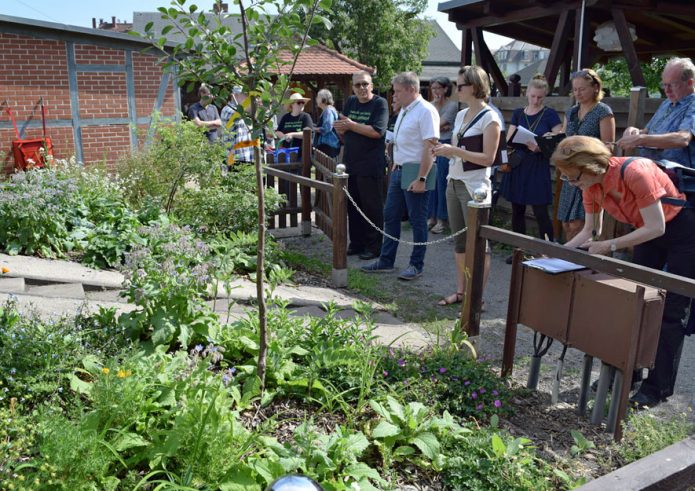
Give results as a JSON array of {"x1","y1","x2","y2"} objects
[{"x1": 1, "y1": 0, "x2": 513, "y2": 51}]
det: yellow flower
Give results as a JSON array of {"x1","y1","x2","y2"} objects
[
  {"x1": 1, "y1": 267, "x2": 8, "y2": 274},
  {"x1": 102, "y1": 367, "x2": 110, "y2": 375},
  {"x1": 117, "y1": 369, "x2": 132, "y2": 379}
]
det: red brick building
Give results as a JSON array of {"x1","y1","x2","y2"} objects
[{"x1": 0, "y1": 14, "x2": 180, "y2": 173}]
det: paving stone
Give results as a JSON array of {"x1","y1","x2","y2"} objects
[
  {"x1": 85, "y1": 289, "x2": 127, "y2": 303},
  {"x1": 27, "y1": 282, "x2": 85, "y2": 299},
  {"x1": 0, "y1": 277, "x2": 25, "y2": 293},
  {"x1": 0, "y1": 253, "x2": 123, "y2": 288}
]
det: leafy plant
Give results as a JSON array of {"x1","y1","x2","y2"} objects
[{"x1": 570, "y1": 429, "x2": 596, "y2": 456}]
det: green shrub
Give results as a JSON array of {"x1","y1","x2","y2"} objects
[{"x1": 614, "y1": 410, "x2": 694, "y2": 464}]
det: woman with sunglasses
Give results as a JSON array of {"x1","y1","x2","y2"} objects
[
  {"x1": 432, "y1": 65, "x2": 501, "y2": 306},
  {"x1": 553, "y1": 135, "x2": 695, "y2": 409},
  {"x1": 275, "y1": 92, "x2": 314, "y2": 158},
  {"x1": 556, "y1": 68, "x2": 615, "y2": 241}
]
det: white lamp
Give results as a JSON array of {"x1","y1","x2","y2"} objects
[{"x1": 593, "y1": 21, "x2": 637, "y2": 52}]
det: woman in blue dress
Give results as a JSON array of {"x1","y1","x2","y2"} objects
[
  {"x1": 556, "y1": 68, "x2": 615, "y2": 241},
  {"x1": 500, "y1": 75, "x2": 562, "y2": 244}
]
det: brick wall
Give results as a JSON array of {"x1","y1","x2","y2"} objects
[{"x1": 1, "y1": 31, "x2": 179, "y2": 174}]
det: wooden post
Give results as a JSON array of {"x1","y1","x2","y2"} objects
[
  {"x1": 331, "y1": 164, "x2": 348, "y2": 288},
  {"x1": 627, "y1": 86, "x2": 647, "y2": 133},
  {"x1": 460, "y1": 192, "x2": 490, "y2": 337},
  {"x1": 501, "y1": 249, "x2": 524, "y2": 377},
  {"x1": 301, "y1": 128, "x2": 313, "y2": 236}
]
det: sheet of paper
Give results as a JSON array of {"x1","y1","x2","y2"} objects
[
  {"x1": 511, "y1": 125, "x2": 538, "y2": 146},
  {"x1": 522, "y1": 257, "x2": 586, "y2": 274}
]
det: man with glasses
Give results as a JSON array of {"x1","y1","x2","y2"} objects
[
  {"x1": 361, "y1": 71, "x2": 439, "y2": 280},
  {"x1": 334, "y1": 71, "x2": 389, "y2": 260},
  {"x1": 618, "y1": 57, "x2": 695, "y2": 167}
]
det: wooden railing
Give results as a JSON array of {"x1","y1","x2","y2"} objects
[
  {"x1": 263, "y1": 128, "x2": 348, "y2": 287},
  {"x1": 461, "y1": 198, "x2": 695, "y2": 440}
]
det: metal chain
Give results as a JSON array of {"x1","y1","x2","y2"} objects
[{"x1": 343, "y1": 187, "x2": 467, "y2": 246}]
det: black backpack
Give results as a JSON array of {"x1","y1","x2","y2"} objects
[{"x1": 620, "y1": 157, "x2": 695, "y2": 208}]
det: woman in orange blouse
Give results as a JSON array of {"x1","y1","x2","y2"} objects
[{"x1": 552, "y1": 135, "x2": 695, "y2": 409}]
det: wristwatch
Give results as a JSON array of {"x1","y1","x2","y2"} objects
[
  {"x1": 609, "y1": 240, "x2": 617, "y2": 253},
  {"x1": 418, "y1": 176, "x2": 427, "y2": 183}
]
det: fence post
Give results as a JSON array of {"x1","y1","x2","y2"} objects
[
  {"x1": 626, "y1": 86, "x2": 647, "y2": 132},
  {"x1": 301, "y1": 128, "x2": 313, "y2": 236},
  {"x1": 331, "y1": 164, "x2": 349, "y2": 288},
  {"x1": 460, "y1": 188, "x2": 491, "y2": 338}
]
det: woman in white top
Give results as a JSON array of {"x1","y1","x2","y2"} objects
[{"x1": 432, "y1": 65, "x2": 501, "y2": 306}]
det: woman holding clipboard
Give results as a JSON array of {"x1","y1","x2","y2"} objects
[
  {"x1": 499, "y1": 75, "x2": 562, "y2": 251},
  {"x1": 431, "y1": 65, "x2": 502, "y2": 306}
]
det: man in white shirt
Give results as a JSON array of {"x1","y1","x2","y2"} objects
[{"x1": 362, "y1": 72, "x2": 440, "y2": 280}]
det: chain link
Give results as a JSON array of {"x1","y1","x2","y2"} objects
[{"x1": 343, "y1": 187, "x2": 467, "y2": 246}]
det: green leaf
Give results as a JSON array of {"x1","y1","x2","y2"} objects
[
  {"x1": 68, "y1": 374, "x2": 92, "y2": 396},
  {"x1": 371, "y1": 421, "x2": 400, "y2": 439},
  {"x1": 344, "y1": 462, "x2": 380, "y2": 481},
  {"x1": 161, "y1": 25, "x2": 174, "y2": 35},
  {"x1": 344, "y1": 432, "x2": 370, "y2": 456},
  {"x1": 386, "y1": 396, "x2": 406, "y2": 422},
  {"x1": 411, "y1": 432, "x2": 440, "y2": 460},
  {"x1": 491, "y1": 433, "x2": 506, "y2": 458},
  {"x1": 220, "y1": 465, "x2": 258, "y2": 491},
  {"x1": 113, "y1": 432, "x2": 150, "y2": 452},
  {"x1": 393, "y1": 445, "x2": 415, "y2": 457}
]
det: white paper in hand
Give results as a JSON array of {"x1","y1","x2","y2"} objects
[{"x1": 511, "y1": 125, "x2": 538, "y2": 146}]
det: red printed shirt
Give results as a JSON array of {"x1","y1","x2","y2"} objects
[{"x1": 583, "y1": 156, "x2": 685, "y2": 228}]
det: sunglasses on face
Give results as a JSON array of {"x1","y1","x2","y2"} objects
[
  {"x1": 294, "y1": 101, "x2": 305, "y2": 106},
  {"x1": 353, "y1": 82, "x2": 370, "y2": 88}
]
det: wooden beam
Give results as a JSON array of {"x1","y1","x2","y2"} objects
[
  {"x1": 611, "y1": 8, "x2": 647, "y2": 87},
  {"x1": 471, "y1": 27, "x2": 508, "y2": 96},
  {"x1": 460, "y1": 27, "x2": 473, "y2": 66},
  {"x1": 544, "y1": 9, "x2": 573, "y2": 92},
  {"x1": 572, "y1": 4, "x2": 591, "y2": 70},
  {"x1": 448, "y1": 0, "x2": 585, "y2": 29}
]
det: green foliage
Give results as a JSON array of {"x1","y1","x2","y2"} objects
[
  {"x1": 441, "y1": 422, "x2": 564, "y2": 491},
  {"x1": 613, "y1": 410, "x2": 694, "y2": 464},
  {"x1": 309, "y1": 0, "x2": 435, "y2": 88},
  {"x1": 595, "y1": 56, "x2": 668, "y2": 97},
  {"x1": 0, "y1": 299, "x2": 128, "y2": 410},
  {"x1": 116, "y1": 119, "x2": 226, "y2": 213},
  {"x1": 379, "y1": 345, "x2": 510, "y2": 420},
  {"x1": 0, "y1": 160, "x2": 141, "y2": 267},
  {"x1": 171, "y1": 165, "x2": 284, "y2": 236},
  {"x1": 570, "y1": 429, "x2": 596, "y2": 457},
  {"x1": 118, "y1": 218, "x2": 221, "y2": 350}
]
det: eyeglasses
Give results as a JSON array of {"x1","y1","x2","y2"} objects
[
  {"x1": 560, "y1": 170, "x2": 583, "y2": 183},
  {"x1": 353, "y1": 82, "x2": 370, "y2": 88},
  {"x1": 660, "y1": 81, "x2": 683, "y2": 91},
  {"x1": 571, "y1": 69, "x2": 598, "y2": 83},
  {"x1": 294, "y1": 101, "x2": 305, "y2": 106},
  {"x1": 457, "y1": 83, "x2": 472, "y2": 91}
]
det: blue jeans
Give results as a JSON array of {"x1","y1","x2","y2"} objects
[
  {"x1": 428, "y1": 139, "x2": 450, "y2": 221},
  {"x1": 379, "y1": 167, "x2": 429, "y2": 271}
]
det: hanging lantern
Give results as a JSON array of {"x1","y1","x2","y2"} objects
[{"x1": 593, "y1": 21, "x2": 637, "y2": 52}]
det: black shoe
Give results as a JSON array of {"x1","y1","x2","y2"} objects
[
  {"x1": 629, "y1": 390, "x2": 663, "y2": 410},
  {"x1": 347, "y1": 246, "x2": 364, "y2": 256},
  {"x1": 505, "y1": 255, "x2": 513, "y2": 265},
  {"x1": 358, "y1": 251, "x2": 379, "y2": 260}
]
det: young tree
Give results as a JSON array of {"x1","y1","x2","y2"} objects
[
  {"x1": 309, "y1": 0, "x2": 434, "y2": 88},
  {"x1": 595, "y1": 56, "x2": 668, "y2": 97},
  {"x1": 138, "y1": 0, "x2": 330, "y2": 388}
]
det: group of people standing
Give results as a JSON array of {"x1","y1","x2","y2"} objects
[{"x1": 335, "y1": 58, "x2": 694, "y2": 409}]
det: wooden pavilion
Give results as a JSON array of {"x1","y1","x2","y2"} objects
[{"x1": 438, "y1": 0, "x2": 695, "y2": 95}]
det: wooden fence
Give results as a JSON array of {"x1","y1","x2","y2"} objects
[{"x1": 263, "y1": 129, "x2": 348, "y2": 287}]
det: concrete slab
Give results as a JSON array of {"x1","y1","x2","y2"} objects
[
  {"x1": 0, "y1": 277, "x2": 25, "y2": 293},
  {"x1": 27, "y1": 282, "x2": 85, "y2": 299},
  {"x1": 371, "y1": 323, "x2": 430, "y2": 350},
  {"x1": 0, "y1": 253, "x2": 123, "y2": 289},
  {"x1": 0, "y1": 292, "x2": 137, "y2": 319},
  {"x1": 85, "y1": 290, "x2": 128, "y2": 303}
]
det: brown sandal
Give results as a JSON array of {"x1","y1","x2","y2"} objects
[{"x1": 438, "y1": 292, "x2": 463, "y2": 306}]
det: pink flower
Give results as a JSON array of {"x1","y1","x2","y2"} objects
[
  {"x1": 471, "y1": 391, "x2": 478, "y2": 399},
  {"x1": 494, "y1": 399, "x2": 502, "y2": 408},
  {"x1": 383, "y1": 370, "x2": 389, "y2": 377},
  {"x1": 439, "y1": 367, "x2": 447, "y2": 374}
]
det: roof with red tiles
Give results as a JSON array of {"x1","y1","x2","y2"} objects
[{"x1": 274, "y1": 44, "x2": 374, "y2": 76}]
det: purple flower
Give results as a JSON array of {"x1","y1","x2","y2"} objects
[
  {"x1": 451, "y1": 376, "x2": 459, "y2": 382},
  {"x1": 439, "y1": 367, "x2": 447, "y2": 374},
  {"x1": 194, "y1": 344, "x2": 204, "y2": 352},
  {"x1": 492, "y1": 390, "x2": 499, "y2": 396},
  {"x1": 383, "y1": 370, "x2": 389, "y2": 377},
  {"x1": 479, "y1": 388, "x2": 486, "y2": 394},
  {"x1": 476, "y1": 404, "x2": 484, "y2": 411},
  {"x1": 397, "y1": 359, "x2": 406, "y2": 367},
  {"x1": 464, "y1": 380, "x2": 471, "y2": 386},
  {"x1": 494, "y1": 399, "x2": 502, "y2": 408},
  {"x1": 471, "y1": 391, "x2": 478, "y2": 399}
]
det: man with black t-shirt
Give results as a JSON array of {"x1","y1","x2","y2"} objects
[{"x1": 334, "y1": 71, "x2": 389, "y2": 260}]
